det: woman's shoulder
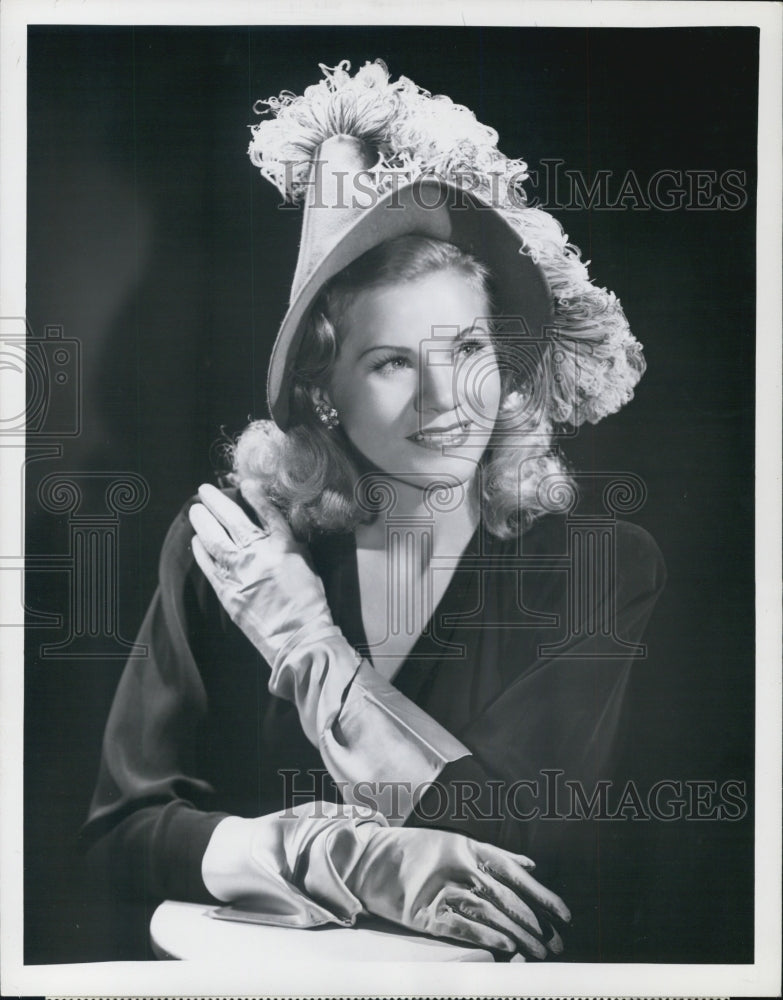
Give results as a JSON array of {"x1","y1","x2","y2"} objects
[
  {"x1": 614, "y1": 517, "x2": 666, "y2": 576},
  {"x1": 513, "y1": 512, "x2": 666, "y2": 598}
]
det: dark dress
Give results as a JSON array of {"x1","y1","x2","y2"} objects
[{"x1": 82, "y1": 488, "x2": 666, "y2": 958}]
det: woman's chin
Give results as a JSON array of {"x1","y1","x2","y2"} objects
[{"x1": 381, "y1": 451, "x2": 484, "y2": 491}]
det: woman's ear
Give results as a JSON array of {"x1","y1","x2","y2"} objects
[{"x1": 311, "y1": 386, "x2": 335, "y2": 410}]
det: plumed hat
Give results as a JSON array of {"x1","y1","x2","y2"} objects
[{"x1": 249, "y1": 59, "x2": 646, "y2": 431}]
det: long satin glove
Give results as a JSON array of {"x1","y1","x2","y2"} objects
[
  {"x1": 201, "y1": 803, "x2": 570, "y2": 958},
  {"x1": 188, "y1": 483, "x2": 470, "y2": 821}
]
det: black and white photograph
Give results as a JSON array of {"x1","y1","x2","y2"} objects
[{"x1": 1, "y1": 1, "x2": 780, "y2": 997}]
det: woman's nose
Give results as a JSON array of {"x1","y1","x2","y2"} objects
[{"x1": 416, "y1": 358, "x2": 458, "y2": 413}]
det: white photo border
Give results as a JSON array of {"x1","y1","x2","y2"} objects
[{"x1": 1, "y1": 0, "x2": 780, "y2": 997}]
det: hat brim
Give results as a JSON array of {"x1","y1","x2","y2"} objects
[{"x1": 267, "y1": 178, "x2": 554, "y2": 429}]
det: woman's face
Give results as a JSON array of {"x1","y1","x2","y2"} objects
[{"x1": 323, "y1": 268, "x2": 502, "y2": 490}]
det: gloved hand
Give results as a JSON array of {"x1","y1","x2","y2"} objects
[
  {"x1": 345, "y1": 823, "x2": 570, "y2": 959},
  {"x1": 189, "y1": 482, "x2": 470, "y2": 821},
  {"x1": 189, "y1": 482, "x2": 334, "y2": 668},
  {"x1": 202, "y1": 802, "x2": 570, "y2": 958}
]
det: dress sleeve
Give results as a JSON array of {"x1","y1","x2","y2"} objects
[
  {"x1": 79, "y1": 499, "x2": 231, "y2": 903},
  {"x1": 406, "y1": 521, "x2": 667, "y2": 857}
]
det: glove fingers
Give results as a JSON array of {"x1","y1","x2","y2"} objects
[
  {"x1": 539, "y1": 919, "x2": 564, "y2": 955},
  {"x1": 191, "y1": 534, "x2": 222, "y2": 586},
  {"x1": 440, "y1": 907, "x2": 516, "y2": 955},
  {"x1": 189, "y1": 504, "x2": 236, "y2": 563},
  {"x1": 197, "y1": 483, "x2": 267, "y2": 548},
  {"x1": 473, "y1": 871, "x2": 545, "y2": 941},
  {"x1": 478, "y1": 849, "x2": 571, "y2": 925},
  {"x1": 455, "y1": 889, "x2": 549, "y2": 960}
]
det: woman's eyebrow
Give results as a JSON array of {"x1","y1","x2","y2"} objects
[
  {"x1": 356, "y1": 325, "x2": 491, "y2": 360},
  {"x1": 456, "y1": 322, "x2": 491, "y2": 339},
  {"x1": 357, "y1": 343, "x2": 416, "y2": 360}
]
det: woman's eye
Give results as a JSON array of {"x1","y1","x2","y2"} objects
[
  {"x1": 457, "y1": 338, "x2": 490, "y2": 359},
  {"x1": 371, "y1": 355, "x2": 411, "y2": 374}
]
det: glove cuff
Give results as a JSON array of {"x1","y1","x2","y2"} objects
[
  {"x1": 267, "y1": 628, "x2": 471, "y2": 824},
  {"x1": 202, "y1": 805, "x2": 386, "y2": 929}
]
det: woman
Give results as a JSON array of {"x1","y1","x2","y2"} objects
[{"x1": 83, "y1": 60, "x2": 665, "y2": 960}]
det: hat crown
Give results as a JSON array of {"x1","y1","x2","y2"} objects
[{"x1": 291, "y1": 135, "x2": 380, "y2": 300}]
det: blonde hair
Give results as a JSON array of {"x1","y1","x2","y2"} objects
[{"x1": 230, "y1": 235, "x2": 574, "y2": 539}]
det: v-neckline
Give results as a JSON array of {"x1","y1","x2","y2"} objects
[{"x1": 346, "y1": 520, "x2": 486, "y2": 687}]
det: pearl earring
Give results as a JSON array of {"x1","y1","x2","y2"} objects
[{"x1": 314, "y1": 400, "x2": 340, "y2": 430}]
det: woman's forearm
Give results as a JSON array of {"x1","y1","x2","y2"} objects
[
  {"x1": 82, "y1": 800, "x2": 230, "y2": 903},
  {"x1": 268, "y1": 628, "x2": 471, "y2": 822}
]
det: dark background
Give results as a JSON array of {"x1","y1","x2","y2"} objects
[{"x1": 24, "y1": 26, "x2": 756, "y2": 964}]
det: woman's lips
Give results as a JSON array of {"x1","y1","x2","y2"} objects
[{"x1": 407, "y1": 420, "x2": 473, "y2": 450}]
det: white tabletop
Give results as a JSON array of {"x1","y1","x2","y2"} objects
[{"x1": 150, "y1": 900, "x2": 494, "y2": 963}]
